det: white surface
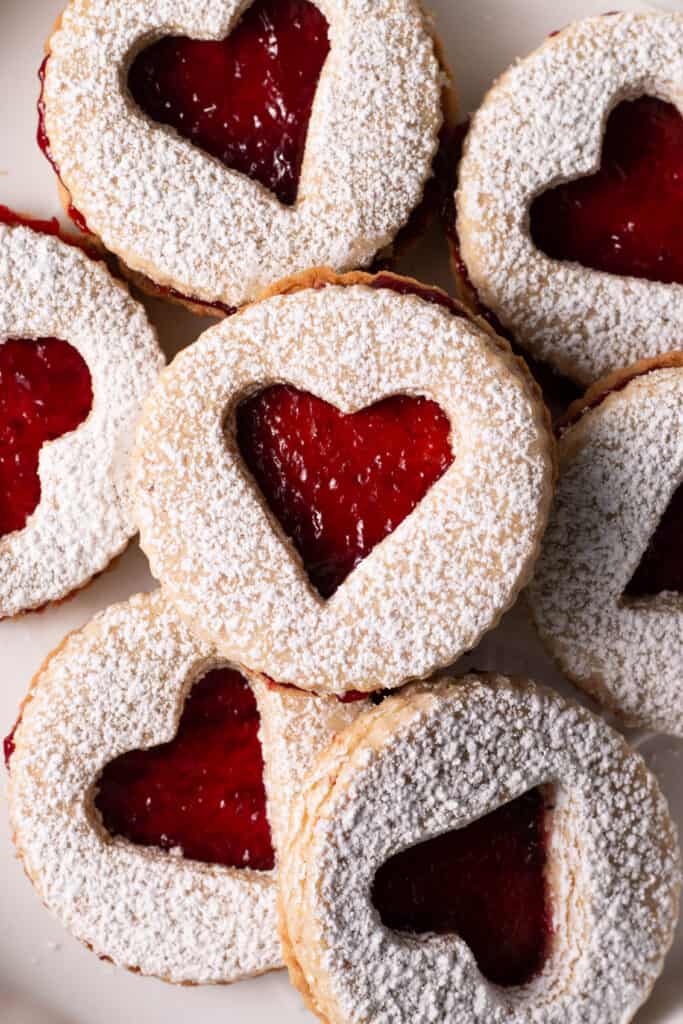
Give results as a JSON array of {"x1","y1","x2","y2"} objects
[{"x1": 0, "y1": 1, "x2": 680, "y2": 1022}]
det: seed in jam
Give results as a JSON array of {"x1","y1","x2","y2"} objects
[
  {"x1": 372, "y1": 788, "x2": 552, "y2": 988},
  {"x1": 127, "y1": 0, "x2": 330, "y2": 206},
  {"x1": 96, "y1": 668, "x2": 274, "y2": 871},
  {"x1": 531, "y1": 97, "x2": 683, "y2": 285},
  {"x1": 0, "y1": 338, "x2": 93, "y2": 537},
  {"x1": 236, "y1": 384, "x2": 453, "y2": 599}
]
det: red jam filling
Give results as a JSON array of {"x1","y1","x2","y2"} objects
[
  {"x1": 96, "y1": 667, "x2": 274, "y2": 871},
  {"x1": 531, "y1": 97, "x2": 683, "y2": 284},
  {"x1": 0, "y1": 338, "x2": 93, "y2": 537},
  {"x1": 3, "y1": 724, "x2": 17, "y2": 768},
  {"x1": 624, "y1": 482, "x2": 683, "y2": 598},
  {"x1": 236, "y1": 382, "x2": 453, "y2": 599},
  {"x1": 372, "y1": 788, "x2": 552, "y2": 988},
  {"x1": 127, "y1": 0, "x2": 330, "y2": 207}
]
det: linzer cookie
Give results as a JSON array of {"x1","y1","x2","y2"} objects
[
  {"x1": 456, "y1": 12, "x2": 683, "y2": 385},
  {"x1": 0, "y1": 211, "x2": 163, "y2": 619},
  {"x1": 279, "y1": 676, "x2": 681, "y2": 1024},
  {"x1": 6, "y1": 590, "x2": 370, "y2": 983},
  {"x1": 40, "y1": 0, "x2": 452, "y2": 312},
  {"x1": 528, "y1": 356, "x2": 683, "y2": 736},
  {"x1": 133, "y1": 270, "x2": 554, "y2": 694}
]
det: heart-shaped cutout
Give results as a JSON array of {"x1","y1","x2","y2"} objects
[
  {"x1": 127, "y1": 0, "x2": 330, "y2": 207},
  {"x1": 530, "y1": 96, "x2": 683, "y2": 284},
  {"x1": 0, "y1": 338, "x2": 92, "y2": 537},
  {"x1": 96, "y1": 668, "x2": 274, "y2": 870},
  {"x1": 371, "y1": 788, "x2": 551, "y2": 988},
  {"x1": 624, "y1": 482, "x2": 683, "y2": 599},
  {"x1": 236, "y1": 385, "x2": 453, "y2": 599}
]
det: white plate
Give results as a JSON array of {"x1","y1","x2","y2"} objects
[{"x1": 0, "y1": 1, "x2": 681, "y2": 1022}]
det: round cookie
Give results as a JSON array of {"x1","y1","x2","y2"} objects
[
  {"x1": 279, "y1": 675, "x2": 681, "y2": 1024},
  {"x1": 456, "y1": 11, "x2": 683, "y2": 386},
  {"x1": 528, "y1": 356, "x2": 683, "y2": 736},
  {"x1": 7, "y1": 590, "x2": 370, "y2": 983},
  {"x1": 133, "y1": 270, "x2": 555, "y2": 694},
  {"x1": 41, "y1": 0, "x2": 449, "y2": 311},
  {"x1": 0, "y1": 213, "x2": 163, "y2": 619}
]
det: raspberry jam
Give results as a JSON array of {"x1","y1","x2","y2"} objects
[
  {"x1": 236, "y1": 382, "x2": 453, "y2": 599},
  {"x1": 372, "y1": 788, "x2": 551, "y2": 988},
  {"x1": 96, "y1": 668, "x2": 274, "y2": 871},
  {"x1": 624, "y1": 483, "x2": 683, "y2": 598},
  {"x1": 3, "y1": 724, "x2": 16, "y2": 768},
  {"x1": 531, "y1": 97, "x2": 683, "y2": 284},
  {"x1": 0, "y1": 338, "x2": 93, "y2": 537},
  {"x1": 127, "y1": 0, "x2": 330, "y2": 207}
]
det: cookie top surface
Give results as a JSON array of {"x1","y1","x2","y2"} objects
[
  {"x1": 43, "y1": 0, "x2": 444, "y2": 307},
  {"x1": 133, "y1": 277, "x2": 554, "y2": 693},
  {"x1": 0, "y1": 221, "x2": 163, "y2": 618},
  {"x1": 528, "y1": 362, "x2": 683, "y2": 736},
  {"x1": 457, "y1": 11, "x2": 683, "y2": 386},
  {"x1": 279, "y1": 676, "x2": 681, "y2": 1024}
]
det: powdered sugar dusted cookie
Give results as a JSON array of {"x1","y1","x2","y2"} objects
[
  {"x1": 7, "y1": 590, "x2": 369, "y2": 983},
  {"x1": 279, "y1": 675, "x2": 681, "y2": 1024},
  {"x1": 528, "y1": 356, "x2": 683, "y2": 736},
  {"x1": 0, "y1": 213, "x2": 163, "y2": 618},
  {"x1": 40, "y1": 0, "x2": 449, "y2": 311},
  {"x1": 133, "y1": 270, "x2": 554, "y2": 694},
  {"x1": 456, "y1": 11, "x2": 683, "y2": 386}
]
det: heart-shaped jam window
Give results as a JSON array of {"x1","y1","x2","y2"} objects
[
  {"x1": 372, "y1": 788, "x2": 552, "y2": 988},
  {"x1": 531, "y1": 97, "x2": 683, "y2": 284},
  {"x1": 127, "y1": 0, "x2": 330, "y2": 207},
  {"x1": 236, "y1": 385, "x2": 453, "y2": 599},
  {"x1": 624, "y1": 482, "x2": 683, "y2": 599},
  {"x1": 0, "y1": 338, "x2": 93, "y2": 537},
  {"x1": 96, "y1": 668, "x2": 274, "y2": 871}
]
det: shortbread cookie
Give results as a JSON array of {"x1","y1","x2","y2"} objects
[
  {"x1": 7, "y1": 590, "x2": 369, "y2": 984},
  {"x1": 456, "y1": 11, "x2": 683, "y2": 386},
  {"x1": 0, "y1": 210, "x2": 163, "y2": 619},
  {"x1": 528, "y1": 356, "x2": 683, "y2": 735},
  {"x1": 40, "y1": 0, "x2": 450, "y2": 311},
  {"x1": 279, "y1": 675, "x2": 681, "y2": 1024},
  {"x1": 133, "y1": 270, "x2": 554, "y2": 694}
]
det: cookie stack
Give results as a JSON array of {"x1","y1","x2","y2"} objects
[{"x1": 3, "y1": 6, "x2": 683, "y2": 1024}]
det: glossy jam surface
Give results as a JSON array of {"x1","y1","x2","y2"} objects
[
  {"x1": 236, "y1": 383, "x2": 453, "y2": 599},
  {"x1": 531, "y1": 97, "x2": 683, "y2": 284},
  {"x1": 624, "y1": 483, "x2": 683, "y2": 598},
  {"x1": 372, "y1": 789, "x2": 551, "y2": 988},
  {"x1": 96, "y1": 668, "x2": 273, "y2": 870},
  {"x1": 0, "y1": 338, "x2": 93, "y2": 537},
  {"x1": 128, "y1": 0, "x2": 329, "y2": 206}
]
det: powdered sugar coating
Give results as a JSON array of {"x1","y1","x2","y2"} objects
[
  {"x1": 0, "y1": 223, "x2": 163, "y2": 618},
  {"x1": 43, "y1": 0, "x2": 444, "y2": 308},
  {"x1": 8, "y1": 590, "x2": 369, "y2": 982},
  {"x1": 254, "y1": 683, "x2": 370, "y2": 854},
  {"x1": 457, "y1": 12, "x2": 683, "y2": 387},
  {"x1": 133, "y1": 282, "x2": 554, "y2": 693},
  {"x1": 8, "y1": 590, "x2": 280, "y2": 984},
  {"x1": 279, "y1": 676, "x2": 681, "y2": 1024},
  {"x1": 528, "y1": 367, "x2": 683, "y2": 736}
]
